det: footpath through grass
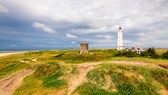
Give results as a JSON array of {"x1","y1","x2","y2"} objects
[
  {"x1": 0, "y1": 49, "x2": 168, "y2": 95},
  {"x1": 74, "y1": 64, "x2": 168, "y2": 95},
  {"x1": 13, "y1": 61, "x2": 68, "y2": 95}
]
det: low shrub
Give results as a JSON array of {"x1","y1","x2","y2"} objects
[
  {"x1": 141, "y1": 47, "x2": 160, "y2": 59},
  {"x1": 122, "y1": 51, "x2": 140, "y2": 57},
  {"x1": 162, "y1": 51, "x2": 168, "y2": 59},
  {"x1": 115, "y1": 50, "x2": 140, "y2": 57},
  {"x1": 140, "y1": 51, "x2": 149, "y2": 57},
  {"x1": 151, "y1": 53, "x2": 160, "y2": 59}
]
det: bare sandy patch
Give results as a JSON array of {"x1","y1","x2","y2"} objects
[
  {"x1": 0, "y1": 70, "x2": 34, "y2": 95},
  {"x1": 67, "y1": 62, "x2": 101, "y2": 95}
]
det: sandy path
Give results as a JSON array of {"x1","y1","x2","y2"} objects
[
  {"x1": 0, "y1": 60, "x2": 160, "y2": 95},
  {"x1": 0, "y1": 70, "x2": 34, "y2": 95},
  {"x1": 67, "y1": 62, "x2": 101, "y2": 95},
  {"x1": 67, "y1": 61, "x2": 148, "y2": 95},
  {"x1": 0, "y1": 52, "x2": 26, "y2": 57}
]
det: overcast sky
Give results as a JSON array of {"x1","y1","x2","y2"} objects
[{"x1": 0, "y1": 0, "x2": 168, "y2": 50}]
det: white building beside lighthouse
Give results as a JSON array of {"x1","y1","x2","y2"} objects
[{"x1": 117, "y1": 27, "x2": 124, "y2": 50}]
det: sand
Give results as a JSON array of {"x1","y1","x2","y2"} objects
[
  {"x1": 0, "y1": 70, "x2": 34, "y2": 95},
  {"x1": 0, "y1": 52, "x2": 26, "y2": 57}
]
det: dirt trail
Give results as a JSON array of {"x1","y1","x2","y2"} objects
[
  {"x1": 0, "y1": 70, "x2": 34, "y2": 95},
  {"x1": 67, "y1": 61, "x2": 149, "y2": 95},
  {"x1": 67, "y1": 62, "x2": 101, "y2": 95},
  {"x1": 0, "y1": 61, "x2": 159, "y2": 95}
]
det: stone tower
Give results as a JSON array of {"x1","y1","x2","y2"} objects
[
  {"x1": 117, "y1": 27, "x2": 123, "y2": 50},
  {"x1": 80, "y1": 42, "x2": 89, "y2": 54}
]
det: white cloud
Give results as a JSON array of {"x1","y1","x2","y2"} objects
[
  {"x1": 96, "y1": 34, "x2": 114, "y2": 39},
  {"x1": 71, "y1": 41, "x2": 76, "y2": 44},
  {"x1": 0, "y1": 5, "x2": 9, "y2": 13},
  {"x1": 66, "y1": 33, "x2": 77, "y2": 39},
  {"x1": 32, "y1": 22, "x2": 55, "y2": 33},
  {"x1": 2, "y1": 0, "x2": 168, "y2": 31},
  {"x1": 72, "y1": 25, "x2": 119, "y2": 34},
  {"x1": 1, "y1": 0, "x2": 168, "y2": 48}
]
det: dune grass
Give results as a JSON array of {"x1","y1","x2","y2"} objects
[
  {"x1": 1, "y1": 49, "x2": 168, "y2": 95},
  {"x1": 156, "y1": 49, "x2": 168, "y2": 55},
  {"x1": 110, "y1": 57, "x2": 168, "y2": 64},
  {"x1": 0, "y1": 54, "x2": 31, "y2": 79},
  {"x1": 73, "y1": 64, "x2": 168, "y2": 95},
  {"x1": 14, "y1": 61, "x2": 68, "y2": 95},
  {"x1": 52, "y1": 49, "x2": 116, "y2": 63},
  {"x1": 0, "y1": 50, "x2": 64, "y2": 79}
]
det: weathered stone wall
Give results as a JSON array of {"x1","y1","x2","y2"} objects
[{"x1": 80, "y1": 42, "x2": 89, "y2": 54}]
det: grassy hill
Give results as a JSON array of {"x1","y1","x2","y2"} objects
[{"x1": 0, "y1": 49, "x2": 168, "y2": 95}]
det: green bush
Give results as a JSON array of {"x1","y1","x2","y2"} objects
[
  {"x1": 162, "y1": 51, "x2": 168, "y2": 59},
  {"x1": 147, "y1": 47, "x2": 156, "y2": 56},
  {"x1": 140, "y1": 51, "x2": 149, "y2": 57},
  {"x1": 123, "y1": 51, "x2": 140, "y2": 57},
  {"x1": 151, "y1": 54, "x2": 160, "y2": 59},
  {"x1": 141, "y1": 47, "x2": 160, "y2": 59},
  {"x1": 114, "y1": 51, "x2": 123, "y2": 57},
  {"x1": 115, "y1": 50, "x2": 140, "y2": 57}
]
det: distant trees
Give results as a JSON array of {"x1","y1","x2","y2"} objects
[
  {"x1": 115, "y1": 47, "x2": 160, "y2": 59},
  {"x1": 162, "y1": 51, "x2": 168, "y2": 59},
  {"x1": 115, "y1": 50, "x2": 139, "y2": 58},
  {"x1": 113, "y1": 47, "x2": 168, "y2": 60},
  {"x1": 141, "y1": 47, "x2": 159, "y2": 59}
]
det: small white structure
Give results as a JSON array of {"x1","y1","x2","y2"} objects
[
  {"x1": 117, "y1": 27, "x2": 124, "y2": 50},
  {"x1": 125, "y1": 46, "x2": 144, "y2": 54}
]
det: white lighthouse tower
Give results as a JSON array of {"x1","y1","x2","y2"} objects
[{"x1": 117, "y1": 27, "x2": 123, "y2": 50}]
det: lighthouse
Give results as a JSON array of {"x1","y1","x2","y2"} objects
[{"x1": 117, "y1": 27, "x2": 123, "y2": 50}]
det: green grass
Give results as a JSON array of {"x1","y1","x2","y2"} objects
[
  {"x1": 0, "y1": 62, "x2": 30, "y2": 79},
  {"x1": 52, "y1": 49, "x2": 118, "y2": 63},
  {"x1": 1, "y1": 49, "x2": 168, "y2": 95},
  {"x1": 0, "y1": 50, "x2": 64, "y2": 79},
  {"x1": 74, "y1": 82, "x2": 113, "y2": 95},
  {"x1": 13, "y1": 75, "x2": 41, "y2": 95},
  {"x1": 0, "y1": 54, "x2": 31, "y2": 79},
  {"x1": 70, "y1": 65, "x2": 79, "y2": 75},
  {"x1": 156, "y1": 49, "x2": 168, "y2": 55},
  {"x1": 14, "y1": 61, "x2": 68, "y2": 95},
  {"x1": 34, "y1": 61, "x2": 61, "y2": 79},
  {"x1": 110, "y1": 57, "x2": 168, "y2": 64},
  {"x1": 150, "y1": 68, "x2": 168, "y2": 89},
  {"x1": 43, "y1": 71, "x2": 67, "y2": 88},
  {"x1": 73, "y1": 64, "x2": 168, "y2": 95}
]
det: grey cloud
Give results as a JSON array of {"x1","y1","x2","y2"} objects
[
  {"x1": 0, "y1": 4, "x2": 9, "y2": 13},
  {"x1": 0, "y1": 0, "x2": 168, "y2": 49}
]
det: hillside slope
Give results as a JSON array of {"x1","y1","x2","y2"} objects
[{"x1": 0, "y1": 50, "x2": 167, "y2": 95}]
